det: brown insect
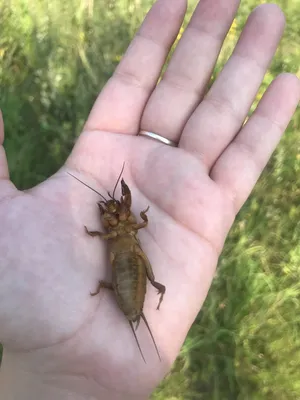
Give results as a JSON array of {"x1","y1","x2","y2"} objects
[{"x1": 68, "y1": 165, "x2": 166, "y2": 362}]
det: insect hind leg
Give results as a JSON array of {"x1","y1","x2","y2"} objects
[
  {"x1": 151, "y1": 281, "x2": 165, "y2": 310},
  {"x1": 90, "y1": 280, "x2": 113, "y2": 296},
  {"x1": 134, "y1": 244, "x2": 166, "y2": 310}
]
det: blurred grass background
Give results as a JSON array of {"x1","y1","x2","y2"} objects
[{"x1": 0, "y1": 0, "x2": 300, "y2": 398}]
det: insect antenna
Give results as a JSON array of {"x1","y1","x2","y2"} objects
[
  {"x1": 129, "y1": 321, "x2": 146, "y2": 363},
  {"x1": 67, "y1": 172, "x2": 107, "y2": 202},
  {"x1": 112, "y1": 162, "x2": 125, "y2": 200},
  {"x1": 141, "y1": 312, "x2": 161, "y2": 362}
]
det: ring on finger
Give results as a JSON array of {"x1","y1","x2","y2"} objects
[{"x1": 138, "y1": 130, "x2": 177, "y2": 147}]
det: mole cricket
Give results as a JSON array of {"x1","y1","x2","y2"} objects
[{"x1": 68, "y1": 165, "x2": 166, "y2": 362}]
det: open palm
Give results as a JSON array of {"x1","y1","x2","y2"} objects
[{"x1": 0, "y1": 1, "x2": 299, "y2": 399}]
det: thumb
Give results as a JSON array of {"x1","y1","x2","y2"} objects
[{"x1": 0, "y1": 110, "x2": 17, "y2": 197}]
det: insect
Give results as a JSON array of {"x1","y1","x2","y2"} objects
[{"x1": 67, "y1": 165, "x2": 166, "y2": 362}]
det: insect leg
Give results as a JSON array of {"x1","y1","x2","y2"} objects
[
  {"x1": 134, "y1": 245, "x2": 166, "y2": 310},
  {"x1": 121, "y1": 178, "x2": 132, "y2": 208},
  {"x1": 84, "y1": 226, "x2": 117, "y2": 240},
  {"x1": 130, "y1": 206, "x2": 150, "y2": 230},
  {"x1": 150, "y1": 281, "x2": 166, "y2": 310},
  {"x1": 90, "y1": 280, "x2": 113, "y2": 296}
]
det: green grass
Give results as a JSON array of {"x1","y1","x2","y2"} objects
[{"x1": 1, "y1": 0, "x2": 300, "y2": 398}]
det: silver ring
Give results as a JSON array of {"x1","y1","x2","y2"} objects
[{"x1": 138, "y1": 130, "x2": 177, "y2": 147}]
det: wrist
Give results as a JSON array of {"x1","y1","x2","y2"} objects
[
  {"x1": 0, "y1": 350, "x2": 82, "y2": 400},
  {"x1": 0, "y1": 349, "x2": 145, "y2": 400}
]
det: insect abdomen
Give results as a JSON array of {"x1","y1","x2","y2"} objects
[{"x1": 112, "y1": 251, "x2": 147, "y2": 321}]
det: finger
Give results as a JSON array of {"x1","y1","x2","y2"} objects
[
  {"x1": 180, "y1": 4, "x2": 286, "y2": 169},
  {"x1": 140, "y1": 0, "x2": 240, "y2": 142},
  {"x1": 0, "y1": 110, "x2": 10, "y2": 180},
  {"x1": 84, "y1": 0, "x2": 187, "y2": 134},
  {"x1": 211, "y1": 73, "x2": 300, "y2": 213}
]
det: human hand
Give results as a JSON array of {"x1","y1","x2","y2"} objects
[{"x1": 0, "y1": 0, "x2": 299, "y2": 399}]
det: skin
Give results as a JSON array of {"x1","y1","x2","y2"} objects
[{"x1": 0, "y1": 0, "x2": 299, "y2": 399}]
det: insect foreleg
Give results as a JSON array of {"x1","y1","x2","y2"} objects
[
  {"x1": 121, "y1": 178, "x2": 132, "y2": 208},
  {"x1": 84, "y1": 226, "x2": 117, "y2": 240},
  {"x1": 90, "y1": 280, "x2": 113, "y2": 296}
]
